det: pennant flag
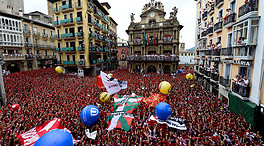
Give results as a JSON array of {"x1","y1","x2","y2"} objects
[
  {"x1": 17, "y1": 118, "x2": 80, "y2": 146},
  {"x1": 143, "y1": 32, "x2": 146, "y2": 45},
  {"x1": 156, "y1": 31, "x2": 159, "y2": 45},
  {"x1": 143, "y1": 93, "x2": 166, "y2": 107},
  {"x1": 96, "y1": 76, "x2": 105, "y2": 89},
  {"x1": 85, "y1": 129, "x2": 97, "y2": 140},
  {"x1": 107, "y1": 94, "x2": 142, "y2": 131},
  {"x1": 147, "y1": 32, "x2": 149, "y2": 45},
  {"x1": 100, "y1": 71, "x2": 127, "y2": 95},
  {"x1": 149, "y1": 115, "x2": 187, "y2": 130},
  {"x1": 153, "y1": 31, "x2": 155, "y2": 45}
]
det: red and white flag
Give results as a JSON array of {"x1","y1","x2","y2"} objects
[{"x1": 17, "y1": 118, "x2": 80, "y2": 146}]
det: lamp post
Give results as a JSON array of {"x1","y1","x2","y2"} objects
[{"x1": 0, "y1": 56, "x2": 6, "y2": 107}]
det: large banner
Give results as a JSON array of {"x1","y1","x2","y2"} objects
[
  {"x1": 17, "y1": 118, "x2": 79, "y2": 146},
  {"x1": 100, "y1": 71, "x2": 127, "y2": 95}
]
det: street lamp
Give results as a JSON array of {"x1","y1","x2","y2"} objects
[{"x1": 0, "y1": 56, "x2": 6, "y2": 107}]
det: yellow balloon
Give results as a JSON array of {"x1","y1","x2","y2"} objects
[
  {"x1": 186, "y1": 73, "x2": 193, "y2": 80},
  {"x1": 159, "y1": 81, "x2": 171, "y2": 94},
  {"x1": 100, "y1": 92, "x2": 110, "y2": 102},
  {"x1": 190, "y1": 74, "x2": 194, "y2": 80},
  {"x1": 186, "y1": 74, "x2": 190, "y2": 80},
  {"x1": 55, "y1": 66, "x2": 63, "y2": 74}
]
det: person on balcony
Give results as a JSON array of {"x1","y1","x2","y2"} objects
[
  {"x1": 216, "y1": 42, "x2": 222, "y2": 49},
  {"x1": 216, "y1": 17, "x2": 223, "y2": 23},
  {"x1": 224, "y1": 8, "x2": 233, "y2": 21}
]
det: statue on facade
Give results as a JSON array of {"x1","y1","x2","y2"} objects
[
  {"x1": 130, "y1": 13, "x2": 135, "y2": 22},
  {"x1": 172, "y1": 7, "x2": 178, "y2": 18}
]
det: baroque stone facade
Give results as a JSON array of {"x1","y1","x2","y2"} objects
[{"x1": 127, "y1": 0, "x2": 183, "y2": 73}]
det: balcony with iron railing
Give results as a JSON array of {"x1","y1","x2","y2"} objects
[
  {"x1": 56, "y1": 48, "x2": 60, "y2": 52},
  {"x1": 232, "y1": 82, "x2": 250, "y2": 98},
  {"x1": 23, "y1": 29, "x2": 31, "y2": 35},
  {"x1": 205, "y1": 49, "x2": 212, "y2": 56},
  {"x1": 61, "y1": 33, "x2": 74, "y2": 39},
  {"x1": 78, "y1": 60, "x2": 85, "y2": 65},
  {"x1": 88, "y1": 19, "x2": 95, "y2": 26},
  {"x1": 207, "y1": 27, "x2": 213, "y2": 36},
  {"x1": 87, "y1": 2, "x2": 93, "y2": 13},
  {"x1": 54, "y1": 21, "x2": 60, "y2": 26},
  {"x1": 42, "y1": 33, "x2": 48, "y2": 38},
  {"x1": 133, "y1": 39, "x2": 141, "y2": 45},
  {"x1": 198, "y1": 50, "x2": 205, "y2": 56},
  {"x1": 77, "y1": 46, "x2": 84, "y2": 51},
  {"x1": 201, "y1": 31, "x2": 207, "y2": 38},
  {"x1": 204, "y1": 70, "x2": 211, "y2": 78},
  {"x1": 61, "y1": 4, "x2": 74, "y2": 13},
  {"x1": 94, "y1": 22, "x2": 103, "y2": 30},
  {"x1": 61, "y1": 47, "x2": 75, "y2": 51},
  {"x1": 76, "y1": 17, "x2": 82, "y2": 23},
  {"x1": 25, "y1": 43, "x2": 32, "y2": 47},
  {"x1": 63, "y1": 61, "x2": 75, "y2": 65},
  {"x1": 214, "y1": 21, "x2": 223, "y2": 33},
  {"x1": 202, "y1": 11, "x2": 208, "y2": 20},
  {"x1": 127, "y1": 55, "x2": 179, "y2": 62},
  {"x1": 233, "y1": 45, "x2": 255, "y2": 60},
  {"x1": 36, "y1": 54, "x2": 42, "y2": 59},
  {"x1": 33, "y1": 32, "x2": 40, "y2": 37},
  {"x1": 1, "y1": 55, "x2": 25, "y2": 61},
  {"x1": 221, "y1": 47, "x2": 233, "y2": 57},
  {"x1": 76, "y1": 32, "x2": 83, "y2": 38},
  {"x1": 94, "y1": 10, "x2": 103, "y2": 19},
  {"x1": 224, "y1": 13, "x2": 236, "y2": 28},
  {"x1": 215, "y1": 0, "x2": 224, "y2": 8},
  {"x1": 208, "y1": 4, "x2": 215, "y2": 15},
  {"x1": 89, "y1": 33, "x2": 95, "y2": 39},
  {"x1": 238, "y1": 0, "x2": 258, "y2": 20},
  {"x1": 60, "y1": 18, "x2": 74, "y2": 26},
  {"x1": 53, "y1": 7, "x2": 59, "y2": 14},
  {"x1": 210, "y1": 72, "x2": 219, "y2": 82},
  {"x1": 220, "y1": 76, "x2": 231, "y2": 88},
  {"x1": 212, "y1": 49, "x2": 221, "y2": 56}
]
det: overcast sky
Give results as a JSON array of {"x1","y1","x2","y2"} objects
[{"x1": 24, "y1": 0, "x2": 196, "y2": 49}]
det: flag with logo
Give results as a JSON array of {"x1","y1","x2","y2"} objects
[
  {"x1": 85, "y1": 129, "x2": 97, "y2": 140},
  {"x1": 156, "y1": 31, "x2": 159, "y2": 44},
  {"x1": 100, "y1": 71, "x2": 127, "y2": 95},
  {"x1": 107, "y1": 94, "x2": 142, "y2": 131},
  {"x1": 149, "y1": 115, "x2": 187, "y2": 130},
  {"x1": 143, "y1": 93, "x2": 166, "y2": 107},
  {"x1": 17, "y1": 118, "x2": 80, "y2": 146},
  {"x1": 143, "y1": 32, "x2": 146, "y2": 45}
]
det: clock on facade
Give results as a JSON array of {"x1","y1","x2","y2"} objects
[{"x1": 150, "y1": 12, "x2": 155, "y2": 18}]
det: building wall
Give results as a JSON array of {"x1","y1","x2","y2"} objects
[
  {"x1": 50, "y1": 0, "x2": 116, "y2": 75},
  {"x1": 0, "y1": 0, "x2": 24, "y2": 15}
]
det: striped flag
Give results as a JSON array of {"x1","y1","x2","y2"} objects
[{"x1": 107, "y1": 94, "x2": 142, "y2": 131}]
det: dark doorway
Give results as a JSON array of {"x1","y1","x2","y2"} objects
[
  {"x1": 147, "y1": 65, "x2": 156, "y2": 73},
  {"x1": 7, "y1": 63, "x2": 20, "y2": 73},
  {"x1": 164, "y1": 65, "x2": 170, "y2": 73}
]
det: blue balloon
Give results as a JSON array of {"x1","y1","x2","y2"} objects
[
  {"x1": 155, "y1": 102, "x2": 172, "y2": 120},
  {"x1": 80, "y1": 105, "x2": 100, "y2": 125},
  {"x1": 178, "y1": 69, "x2": 183, "y2": 74},
  {"x1": 34, "y1": 129, "x2": 73, "y2": 146}
]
